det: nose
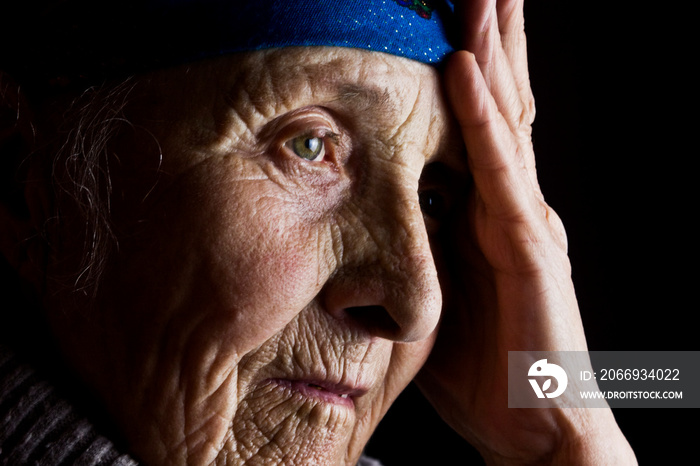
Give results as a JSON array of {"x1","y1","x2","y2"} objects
[{"x1": 322, "y1": 175, "x2": 442, "y2": 342}]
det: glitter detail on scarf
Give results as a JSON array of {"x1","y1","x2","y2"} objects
[{"x1": 394, "y1": 0, "x2": 435, "y2": 19}]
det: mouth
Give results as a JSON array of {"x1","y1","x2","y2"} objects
[{"x1": 269, "y1": 379, "x2": 366, "y2": 408}]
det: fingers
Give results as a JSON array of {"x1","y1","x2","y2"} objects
[
  {"x1": 453, "y1": 0, "x2": 535, "y2": 136},
  {"x1": 446, "y1": 52, "x2": 567, "y2": 254},
  {"x1": 496, "y1": 0, "x2": 535, "y2": 127},
  {"x1": 455, "y1": 0, "x2": 498, "y2": 61},
  {"x1": 451, "y1": 0, "x2": 540, "y2": 204},
  {"x1": 446, "y1": 51, "x2": 533, "y2": 221}
]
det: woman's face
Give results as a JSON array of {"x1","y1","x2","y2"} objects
[{"x1": 47, "y1": 47, "x2": 464, "y2": 465}]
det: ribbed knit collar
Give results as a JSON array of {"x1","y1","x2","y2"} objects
[{"x1": 0, "y1": 344, "x2": 139, "y2": 465}]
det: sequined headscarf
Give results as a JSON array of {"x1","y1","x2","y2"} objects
[{"x1": 2, "y1": 0, "x2": 456, "y2": 89}]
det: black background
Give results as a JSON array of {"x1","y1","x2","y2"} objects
[{"x1": 367, "y1": 2, "x2": 697, "y2": 464}]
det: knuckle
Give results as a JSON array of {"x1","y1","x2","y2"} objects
[{"x1": 543, "y1": 204, "x2": 568, "y2": 252}]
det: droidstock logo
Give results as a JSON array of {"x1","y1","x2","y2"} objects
[{"x1": 528, "y1": 359, "x2": 568, "y2": 398}]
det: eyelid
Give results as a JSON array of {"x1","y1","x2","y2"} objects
[{"x1": 289, "y1": 128, "x2": 340, "y2": 145}]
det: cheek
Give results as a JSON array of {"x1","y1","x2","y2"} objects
[
  {"x1": 101, "y1": 155, "x2": 339, "y2": 358},
  {"x1": 199, "y1": 181, "x2": 335, "y2": 354}
]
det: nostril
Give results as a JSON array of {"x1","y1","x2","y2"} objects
[{"x1": 344, "y1": 306, "x2": 401, "y2": 339}]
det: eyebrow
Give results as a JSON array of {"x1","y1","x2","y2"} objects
[{"x1": 332, "y1": 84, "x2": 397, "y2": 116}]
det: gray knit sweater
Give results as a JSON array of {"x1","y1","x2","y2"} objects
[{"x1": 0, "y1": 344, "x2": 138, "y2": 465}]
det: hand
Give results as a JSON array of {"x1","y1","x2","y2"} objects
[{"x1": 417, "y1": 1, "x2": 636, "y2": 464}]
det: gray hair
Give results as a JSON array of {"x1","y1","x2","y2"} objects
[{"x1": 48, "y1": 78, "x2": 138, "y2": 297}]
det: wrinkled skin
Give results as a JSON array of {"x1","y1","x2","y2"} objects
[{"x1": 44, "y1": 48, "x2": 463, "y2": 465}]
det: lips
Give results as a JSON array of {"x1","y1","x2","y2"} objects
[{"x1": 269, "y1": 378, "x2": 366, "y2": 408}]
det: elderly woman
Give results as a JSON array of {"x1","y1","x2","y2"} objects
[{"x1": 0, "y1": 0, "x2": 636, "y2": 464}]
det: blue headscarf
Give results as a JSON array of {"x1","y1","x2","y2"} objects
[
  {"x1": 3, "y1": 0, "x2": 455, "y2": 87},
  {"x1": 149, "y1": 0, "x2": 455, "y2": 63}
]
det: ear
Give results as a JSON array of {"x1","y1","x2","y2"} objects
[{"x1": 0, "y1": 71, "x2": 52, "y2": 288}]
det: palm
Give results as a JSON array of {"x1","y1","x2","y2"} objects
[
  {"x1": 416, "y1": 0, "x2": 588, "y2": 461},
  {"x1": 419, "y1": 187, "x2": 584, "y2": 461}
]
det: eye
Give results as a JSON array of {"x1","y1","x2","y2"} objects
[
  {"x1": 285, "y1": 130, "x2": 340, "y2": 162},
  {"x1": 287, "y1": 134, "x2": 328, "y2": 162},
  {"x1": 418, "y1": 161, "x2": 464, "y2": 234},
  {"x1": 419, "y1": 188, "x2": 448, "y2": 220}
]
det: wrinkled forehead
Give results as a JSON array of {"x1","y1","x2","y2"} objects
[
  {"x1": 124, "y1": 47, "x2": 459, "y2": 174},
  {"x1": 137, "y1": 47, "x2": 451, "y2": 137},
  {"x1": 219, "y1": 48, "x2": 440, "y2": 119}
]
